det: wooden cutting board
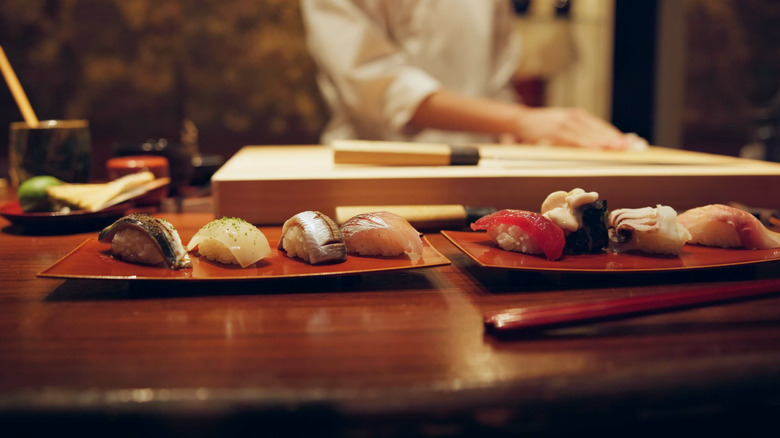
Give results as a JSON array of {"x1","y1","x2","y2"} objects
[{"x1": 212, "y1": 144, "x2": 780, "y2": 225}]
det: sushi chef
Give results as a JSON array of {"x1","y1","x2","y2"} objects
[{"x1": 301, "y1": 0, "x2": 641, "y2": 150}]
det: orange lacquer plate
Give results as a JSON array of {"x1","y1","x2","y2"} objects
[
  {"x1": 442, "y1": 230, "x2": 780, "y2": 273},
  {"x1": 39, "y1": 228, "x2": 450, "y2": 281}
]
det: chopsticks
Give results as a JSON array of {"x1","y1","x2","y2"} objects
[
  {"x1": 485, "y1": 278, "x2": 780, "y2": 336},
  {"x1": 0, "y1": 45, "x2": 39, "y2": 126}
]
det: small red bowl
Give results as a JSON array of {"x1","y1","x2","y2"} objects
[{"x1": 107, "y1": 155, "x2": 170, "y2": 205}]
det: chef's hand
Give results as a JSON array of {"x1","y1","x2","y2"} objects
[
  {"x1": 510, "y1": 105, "x2": 639, "y2": 150},
  {"x1": 409, "y1": 90, "x2": 647, "y2": 150}
]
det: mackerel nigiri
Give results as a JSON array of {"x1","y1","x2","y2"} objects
[
  {"x1": 678, "y1": 204, "x2": 780, "y2": 249},
  {"x1": 98, "y1": 213, "x2": 191, "y2": 269},
  {"x1": 470, "y1": 209, "x2": 566, "y2": 261},
  {"x1": 340, "y1": 211, "x2": 423, "y2": 262},
  {"x1": 278, "y1": 211, "x2": 346, "y2": 264}
]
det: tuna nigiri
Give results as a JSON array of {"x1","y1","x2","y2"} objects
[
  {"x1": 470, "y1": 209, "x2": 565, "y2": 261},
  {"x1": 677, "y1": 204, "x2": 780, "y2": 249},
  {"x1": 340, "y1": 211, "x2": 423, "y2": 262}
]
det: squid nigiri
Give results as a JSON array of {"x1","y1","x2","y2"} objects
[
  {"x1": 187, "y1": 217, "x2": 271, "y2": 268},
  {"x1": 470, "y1": 209, "x2": 565, "y2": 261},
  {"x1": 677, "y1": 204, "x2": 780, "y2": 249},
  {"x1": 340, "y1": 211, "x2": 423, "y2": 262},
  {"x1": 608, "y1": 205, "x2": 691, "y2": 255},
  {"x1": 98, "y1": 213, "x2": 191, "y2": 269},
  {"x1": 278, "y1": 211, "x2": 346, "y2": 264}
]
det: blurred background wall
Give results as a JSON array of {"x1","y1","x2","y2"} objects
[
  {"x1": 1, "y1": 0, "x2": 779, "y2": 182},
  {"x1": 0, "y1": 0, "x2": 327, "y2": 180}
]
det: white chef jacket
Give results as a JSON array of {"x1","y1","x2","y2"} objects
[{"x1": 300, "y1": 0, "x2": 521, "y2": 145}]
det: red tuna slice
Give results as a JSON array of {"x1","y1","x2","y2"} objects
[{"x1": 471, "y1": 209, "x2": 566, "y2": 260}]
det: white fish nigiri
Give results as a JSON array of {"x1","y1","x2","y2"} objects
[
  {"x1": 678, "y1": 204, "x2": 780, "y2": 249},
  {"x1": 340, "y1": 211, "x2": 423, "y2": 262},
  {"x1": 278, "y1": 211, "x2": 346, "y2": 264},
  {"x1": 187, "y1": 217, "x2": 271, "y2": 267}
]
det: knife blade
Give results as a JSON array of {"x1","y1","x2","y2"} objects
[{"x1": 331, "y1": 140, "x2": 736, "y2": 166}]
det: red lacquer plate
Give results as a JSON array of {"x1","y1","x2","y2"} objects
[
  {"x1": 38, "y1": 233, "x2": 450, "y2": 281},
  {"x1": 441, "y1": 230, "x2": 780, "y2": 273}
]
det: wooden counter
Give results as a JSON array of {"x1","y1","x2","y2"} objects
[
  {"x1": 1, "y1": 186, "x2": 780, "y2": 436},
  {"x1": 213, "y1": 144, "x2": 780, "y2": 225}
]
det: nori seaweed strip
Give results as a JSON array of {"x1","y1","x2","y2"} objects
[{"x1": 564, "y1": 200, "x2": 609, "y2": 254}]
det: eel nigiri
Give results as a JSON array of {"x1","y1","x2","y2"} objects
[
  {"x1": 608, "y1": 205, "x2": 691, "y2": 255},
  {"x1": 187, "y1": 217, "x2": 271, "y2": 268},
  {"x1": 278, "y1": 211, "x2": 347, "y2": 264},
  {"x1": 98, "y1": 213, "x2": 192, "y2": 269},
  {"x1": 470, "y1": 209, "x2": 565, "y2": 261},
  {"x1": 541, "y1": 188, "x2": 609, "y2": 254},
  {"x1": 677, "y1": 204, "x2": 780, "y2": 249},
  {"x1": 340, "y1": 211, "x2": 423, "y2": 262}
]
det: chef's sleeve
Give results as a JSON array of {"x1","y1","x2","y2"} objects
[{"x1": 300, "y1": 0, "x2": 442, "y2": 136}]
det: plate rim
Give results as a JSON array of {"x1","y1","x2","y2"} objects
[
  {"x1": 37, "y1": 235, "x2": 451, "y2": 281},
  {"x1": 441, "y1": 230, "x2": 780, "y2": 273}
]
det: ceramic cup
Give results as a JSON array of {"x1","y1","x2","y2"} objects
[{"x1": 8, "y1": 119, "x2": 92, "y2": 187}]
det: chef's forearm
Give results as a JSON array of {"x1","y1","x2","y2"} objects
[{"x1": 408, "y1": 89, "x2": 521, "y2": 138}]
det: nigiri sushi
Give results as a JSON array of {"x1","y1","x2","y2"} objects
[
  {"x1": 98, "y1": 213, "x2": 191, "y2": 269},
  {"x1": 470, "y1": 209, "x2": 565, "y2": 261},
  {"x1": 541, "y1": 188, "x2": 608, "y2": 254},
  {"x1": 340, "y1": 211, "x2": 423, "y2": 262},
  {"x1": 278, "y1": 211, "x2": 346, "y2": 264},
  {"x1": 677, "y1": 204, "x2": 780, "y2": 249},
  {"x1": 187, "y1": 217, "x2": 271, "y2": 268},
  {"x1": 608, "y1": 205, "x2": 691, "y2": 255}
]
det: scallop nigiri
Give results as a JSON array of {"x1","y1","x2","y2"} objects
[
  {"x1": 470, "y1": 209, "x2": 565, "y2": 260},
  {"x1": 98, "y1": 213, "x2": 191, "y2": 269},
  {"x1": 340, "y1": 211, "x2": 423, "y2": 262},
  {"x1": 278, "y1": 211, "x2": 346, "y2": 264},
  {"x1": 187, "y1": 217, "x2": 271, "y2": 267},
  {"x1": 677, "y1": 204, "x2": 780, "y2": 249},
  {"x1": 608, "y1": 205, "x2": 691, "y2": 255}
]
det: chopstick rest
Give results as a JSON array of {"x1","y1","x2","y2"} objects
[{"x1": 485, "y1": 278, "x2": 780, "y2": 336}]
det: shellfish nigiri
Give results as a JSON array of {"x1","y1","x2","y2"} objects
[
  {"x1": 340, "y1": 211, "x2": 423, "y2": 262},
  {"x1": 278, "y1": 211, "x2": 346, "y2": 264},
  {"x1": 98, "y1": 213, "x2": 191, "y2": 269},
  {"x1": 187, "y1": 217, "x2": 271, "y2": 268},
  {"x1": 470, "y1": 209, "x2": 565, "y2": 261},
  {"x1": 677, "y1": 204, "x2": 780, "y2": 249},
  {"x1": 608, "y1": 205, "x2": 691, "y2": 255},
  {"x1": 541, "y1": 188, "x2": 609, "y2": 254}
]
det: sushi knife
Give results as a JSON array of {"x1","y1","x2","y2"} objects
[
  {"x1": 335, "y1": 204, "x2": 496, "y2": 230},
  {"x1": 484, "y1": 278, "x2": 780, "y2": 337},
  {"x1": 331, "y1": 140, "x2": 736, "y2": 166}
]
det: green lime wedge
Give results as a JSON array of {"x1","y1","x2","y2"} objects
[{"x1": 18, "y1": 175, "x2": 63, "y2": 212}]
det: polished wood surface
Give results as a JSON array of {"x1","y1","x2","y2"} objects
[{"x1": 1, "y1": 187, "x2": 780, "y2": 436}]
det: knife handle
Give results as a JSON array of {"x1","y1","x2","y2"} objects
[
  {"x1": 335, "y1": 204, "x2": 495, "y2": 229},
  {"x1": 332, "y1": 140, "x2": 479, "y2": 166}
]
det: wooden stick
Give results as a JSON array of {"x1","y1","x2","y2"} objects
[
  {"x1": 0, "y1": 45, "x2": 39, "y2": 126},
  {"x1": 485, "y1": 278, "x2": 780, "y2": 335}
]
